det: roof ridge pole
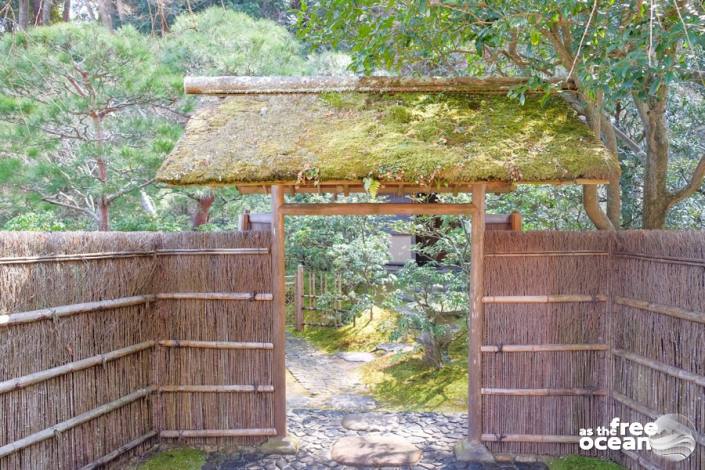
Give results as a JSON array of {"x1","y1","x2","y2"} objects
[{"x1": 455, "y1": 183, "x2": 494, "y2": 464}]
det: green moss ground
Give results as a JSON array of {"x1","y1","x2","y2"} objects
[
  {"x1": 291, "y1": 306, "x2": 398, "y2": 352},
  {"x1": 547, "y1": 455, "x2": 624, "y2": 470},
  {"x1": 361, "y1": 326, "x2": 469, "y2": 412},
  {"x1": 137, "y1": 448, "x2": 206, "y2": 470}
]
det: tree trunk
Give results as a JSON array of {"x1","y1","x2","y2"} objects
[
  {"x1": 42, "y1": 0, "x2": 51, "y2": 25},
  {"x1": 97, "y1": 0, "x2": 113, "y2": 31},
  {"x1": 62, "y1": 0, "x2": 70, "y2": 21},
  {"x1": 98, "y1": 197, "x2": 110, "y2": 231},
  {"x1": 634, "y1": 88, "x2": 671, "y2": 229},
  {"x1": 191, "y1": 191, "x2": 215, "y2": 229},
  {"x1": 18, "y1": 0, "x2": 30, "y2": 29}
]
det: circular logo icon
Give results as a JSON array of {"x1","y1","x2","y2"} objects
[{"x1": 648, "y1": 414, "x2": 696, "y2": 462}]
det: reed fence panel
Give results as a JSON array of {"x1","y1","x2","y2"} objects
[{"x1": 0, "y1": 231, "x2": 274, "y2": 470}]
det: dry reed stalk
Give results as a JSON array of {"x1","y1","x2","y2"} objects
[
  {"x1": 78, "y1": 431, "x2": 157, "y2": 470},
  {"x1": 0, "y1": 387, "x2": 154, "y2": 458},
  {"x1": 0, "y1": 341, "x2": 155, "y2": 394}
]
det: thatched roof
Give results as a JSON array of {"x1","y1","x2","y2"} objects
[{"x1": 157, "y1": 77, "x2": 618, "y2": 192}]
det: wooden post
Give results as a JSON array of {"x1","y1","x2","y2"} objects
[
  {"x1": 509, "y1": 211, "x2": 522, "y2": 231},
  {"x1": 270, "y1": 185, "x2": 286, "y2": 437},
  {"x1": 295, "y1": 264, "x2": 304, "y2": 331},
  {"x1": 239, "y1": 209, "x2": 251, "y2": 231},
  {"x1": 468, "y1": 183, "x2": 486, "y2": 442}
]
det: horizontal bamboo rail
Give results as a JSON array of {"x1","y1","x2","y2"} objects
[
  {"x1": 280, "y1": 202, "x2": 476, "y2": 216},
  {"x1": 615, "y1": 296, "x2": 705, "y2": 325},
  {"x1": 481, "y1": 433, "x2": 580, "y2": 443},
  {"x1": 485, "y1": 251, "x2": 608, "y2": 258},
  {"x1": 159, "y1": 385, "x2": 274, "y2": 393},
  {"x1": 481, "y1": 343, "x2": 609, "y2": 353},
  {"x1": 0, "y1": 387, "x2": 155, "y2": 459},
  {"x1": 483, "y1": 294, "x2": 607, "y2": 304},
  {"x1": 156, "y1": 292, "x2": 273, "y2": 301},
  {"x1": 160, "y1": 429, "x2": 277, "y2": 438},
  {"x1": 79, "y1": 431, "x2": 158, "y2": 470},
  {"x1": 615, "y1": 251, "x2": 705, "y2": 268},
  {"x1": 0, "y1": 247, "x2": 268, "y2": 265},
  {"x1": 0, "y1": 295, "x2": 154, "y2": 327},
  {"x1": 158, "y1": 340, "x2": 274, "y2": 350},
  {"x1": 613, "y1": 392, "x2": 705, "y2": 446},
  {"x1": 0, "y1": 341, "x2": 155, "y2": 394},
  {"x1": 481, "y1": 387, "x2": 606, "y2": 396},
  {"x1": 2, "y1": 292, "x2": 274, "y2": 327},
  {"x1": 612, "y1": 348, "x2": 705, "y2": 387}
]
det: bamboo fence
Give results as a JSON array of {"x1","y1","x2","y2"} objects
[
  {"x1": 1, "y1": 230, "x2": 704, "y2": 469},
  {"x1": 0, "y1": 231, "x2": 274, "y2": 470}
]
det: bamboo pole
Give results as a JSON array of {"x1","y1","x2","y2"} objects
[
  {"x1": 615, "y1": 296, "x2": 705, "y2": 325},
  {"x1": 0, "y1": 295, "x2": 154, "y2": 327},
  {"x1": 158, "y1": 340, "x2": 273, "y2": 350},
  {"x1": 156, "y1": 292, "x2": 273, "y2": 301},
  {"x1": 271, "y1": 185, "x2": 287, "y2": 437},
  {"x1": 481, "y1": 388, "x2": 607, "y2": 396},
  {"x1": 295, "y1": 264, "x2": 304, "y2": 331},
  {"x1": 0, "y1": 247, "x2": 268, "y2": 265},
  {"x1": 468, "y1": 183, "x2": 485, "y2": 442},
  {"x1": 159, "y1": 385, "x2": 274, "y2": 393},
  {"x1": 481, "y1": 343, "x2": 609, "y2": 353},
  {"x1": 0, "y1": 341, "x2": 155, "y2": 394},
  {"x1": 614, "y1": 251, "x2": 705, "y2": 268},
  {"x1": 79, "y1": 431, "x2": 158, "y2": 470},
  {"x1": 485, "y1": 251, "x2": 608, "y2": 258},
  {"x1": 482, "y1": 294, "x2": 607, "y2": 304},
  {"x1": 0, "y1": 387, "x2": 155, "y2": 459},
  {"x1": 612, "y1": 348, "x2": 705, "y2": 387},
  {"x1": 280, "y1": 202, "x2": 476, "y2": 216},
  {"x1": 160, "y1": 429, "x2": 277, "y2": 438},
  {"x1": 481, "y1": 433, "x2": 580, "y2": 444}
]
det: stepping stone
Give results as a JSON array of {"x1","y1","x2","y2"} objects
[
  {"x1": 374, "y1": 343, "x2": 414, "y2": 354},
  {"x1": 342, "y1": 413, "x2": 400, "y2": 432},
  {"x1": 331, "y1": 435, "x2": 422, "y2": 467},
  {"x1": 338, "y1": 351, "x2": 376, "y2": 362},
  {"x1": 328, "y1": 394, "x2": 377, "y2": 411}
]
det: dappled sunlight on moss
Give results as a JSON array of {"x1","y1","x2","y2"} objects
[
  {"x1": 138, "y1": 448, "x2": 206, "y2": 470},
  {"x1": 157, "y1": 92, "x2": 617, "y2": 185}
]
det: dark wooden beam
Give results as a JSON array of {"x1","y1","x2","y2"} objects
[{"x1": 280, "y1": 202, "x2": 475, "y2": 217}]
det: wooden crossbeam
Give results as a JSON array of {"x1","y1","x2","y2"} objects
[{"x1": 280, "y1": 202, "x2": 475, "y2": 216}]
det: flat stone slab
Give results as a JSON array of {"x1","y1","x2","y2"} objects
[
  {"x1": 342, "y1": 412, "x2": 400, "y2": 432},
  {"x1": 331, "y1": 435, "x2": 422, "y2": 467},
  {"x1": 337, "y1": 351, "x2": 376, "y2": 362},
  {"x1": 375, "y1": 342, "x2": 414, "y2": 353},
  {"x1": 327, "y1": 394, "x2": 377, "y2": 411},
  {"x1": 454, "y1": 439, "x2": 496, "y2": 463}
]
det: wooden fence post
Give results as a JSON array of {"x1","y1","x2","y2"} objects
[
  {"x1": 270, "y1": 186, "x2": 286, "y2": 437},
  {"x1": 468, "y1": 183, "x2": 486, "y2": 442},
  {"x1": 295, "y1": 264, "x2": 304, "y2": 331}
]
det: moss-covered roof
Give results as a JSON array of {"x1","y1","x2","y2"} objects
[{"x1": 157, "y1": 89, "x2": 618, "y2": 189}]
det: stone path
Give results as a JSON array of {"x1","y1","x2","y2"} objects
[
  {"x1": 205, "y1": 408, "x2": 548, "y2": 470},
  {"x1": 202, "y1": 335, "x2": 548, "y2": 469},
  {"x1": 285, "y1": 334, "x2": 378, "y2": 411}
]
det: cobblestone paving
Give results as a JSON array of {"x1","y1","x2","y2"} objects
[
  {"x1": 203, "y1": 335, "x2": 548, "y2": 469},
  {"x1": 205, "y1": 408, "x2": 547, "y2": 470}
]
